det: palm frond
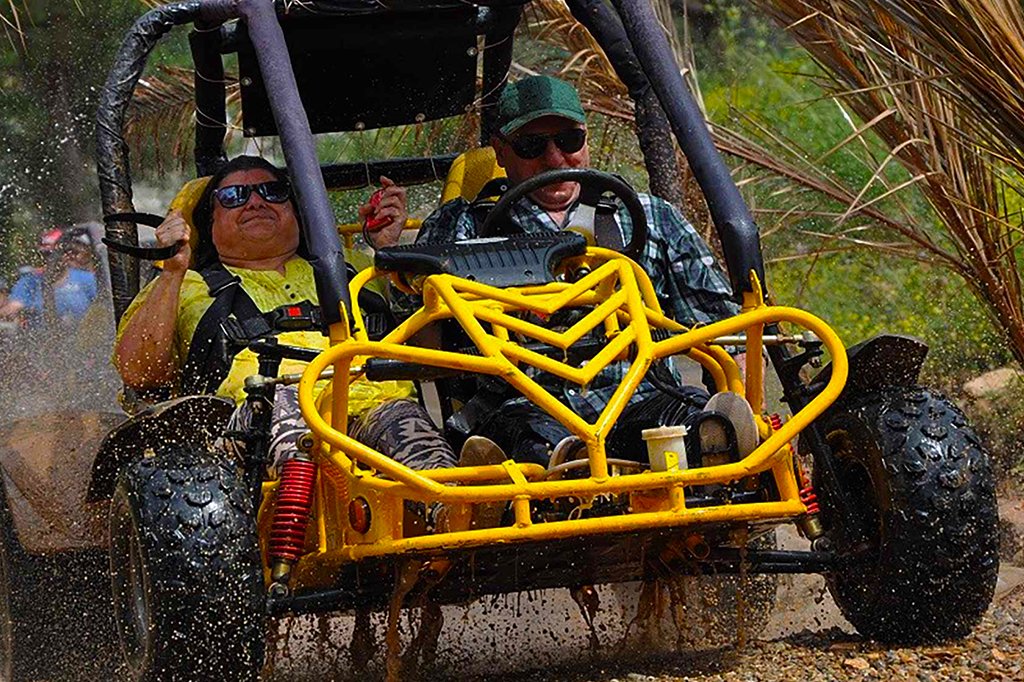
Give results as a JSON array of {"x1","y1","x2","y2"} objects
[
  {"x1": 126, "y1": 66, "x2": 241, "y2": 172},
  {"x1": 723, "y1": 0, "x2": 1024, "y2": 365},
  {"x1": 1, "y1": 0, "x2": 25, "y2": 51}
]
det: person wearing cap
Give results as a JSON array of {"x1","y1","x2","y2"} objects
[
  {"x1": 0, "y1": 227, "x2": 99, "y2": 328},
  {"x1": 0, "y1": 277, "x2": 10, "y2": 324},
  {"x1": 370, "y1": 74, "x2": 750, "y2": 469}
]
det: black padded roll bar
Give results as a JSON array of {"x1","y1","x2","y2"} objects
[
  {"x1": 564, "y1": 0, "x2": 682, "y2": 206},
  {"x1": 97, "y1": 0, "x2": 224, "y2": 324},
  {"x1": 611, "y1": 0, "x2": 765, "y2": 298},
  {"x1": 190, "y1": 23, "x2": 229, "y2": 177},
  {"x1": 99, "y1": 0, "x2": 352, "y2": 325},
  {"x1": 237, "y1": 0, "x2": 351, "y2": 325}
]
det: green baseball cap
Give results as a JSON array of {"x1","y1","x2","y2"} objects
[{"x1": 495, "y1": 75, "x2": 587, "y2": 136}]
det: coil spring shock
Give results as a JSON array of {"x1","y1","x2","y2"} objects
[
  {"x1": 771, "y1": 413, "x2": 826, "y2": 541},
  {"x1": 269, "y1": 457, "x2": 318, "y2": 585},
  {"x1": 797, "y1": 462, "x2": 821, "y2": 514}
]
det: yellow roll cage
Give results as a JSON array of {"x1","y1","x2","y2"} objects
[{"x1": 282, "y1": 247, "x2": 846, "y2": 580}]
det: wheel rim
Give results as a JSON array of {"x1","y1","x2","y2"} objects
[
  {"x1": 826, "y1": 427, "x2": 883, "y2": 557},
  {"x1": 110, "y1": 495, "x2": 151, "y2": 675}
]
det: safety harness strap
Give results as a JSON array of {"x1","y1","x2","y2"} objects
[
  {"x1": 181, "y1": 262, "x2": 395, "y2": 396},
  {"x1": 181, "y1": 264, "x2": 270, "y2": 396}
]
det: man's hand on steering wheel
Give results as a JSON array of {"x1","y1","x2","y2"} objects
[{"x1": 478, "y1": 168, "x2": 648, "y2": 261}]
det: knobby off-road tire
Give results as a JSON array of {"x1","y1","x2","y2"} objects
[
  {"x1": 0, "y1": 478, "x2": 117, "y2": 682},
  {"x1": 818, "y1": 385, "x2": 999, "y2": 644},
  {"x1": 109, "y1": 449, "x2": 265, "y2": 681}
]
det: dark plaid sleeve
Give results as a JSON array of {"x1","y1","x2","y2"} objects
[
  {"x1": 632, "y1": 195, "x2": 739, "y2": 325},
  {"x1": 415, "y1": 198, "x2": 477, "y2": 244}
]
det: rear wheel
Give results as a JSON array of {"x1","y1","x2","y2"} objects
[
  {"x1": 109, "y1": 449, "x2": 265, "y2": 681},
  {"x1": 817, "y1": 385, "x2": 999, "y2": 643}
]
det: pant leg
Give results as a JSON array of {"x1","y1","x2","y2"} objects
[
  {"x1": 222, "y1": 389, "x2": 456, "y2": 474},
  {"x1": 475, "y1": 397, "x2": 572, "y2": 467},
  {"x1": 348, "y1": 398, "x2": 457, "y2": 470},
  {"x1": 219, "y1": 384, "x2": 308, "y2": 475}
]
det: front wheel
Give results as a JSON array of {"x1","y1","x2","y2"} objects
[
  {"x1": 817, "y1": 385, "x2": 999, "y2": 644},
  {"x1": 109, "y1": 450, "x2": 265, "y2": 681}
]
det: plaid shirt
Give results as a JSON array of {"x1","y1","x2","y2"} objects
[{"x1": 413, "y1": 193, "x2": 739, "y2": 421}]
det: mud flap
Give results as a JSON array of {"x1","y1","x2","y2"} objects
[
  {"x1": 0, "y1": 411, "x2": 124, "y2": 554},
  {"x1": 807, "y1": 334, "x2": 928, "y2": 403},
  {"x1": 87, "y1": 395, "x2": 234, "y2": 502}
]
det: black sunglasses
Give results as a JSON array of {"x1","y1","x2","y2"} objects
[
  {"x1": 498, "y1": 128, "x2": 587, "y2": 160},
  {"x1": 213, "y1": 180, "x2": 292, "y2": 209}
]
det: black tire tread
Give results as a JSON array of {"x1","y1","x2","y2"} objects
[
  {"x1": 820, "y1": 385, "x2": 999, "y2": 644},
  {"x1": 111, "y1": 449, "x2": 264, "y2": 681}
]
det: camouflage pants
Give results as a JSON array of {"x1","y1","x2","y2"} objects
[{"x1": 223, "y1": 385, "x2": 456, "y2": 474}]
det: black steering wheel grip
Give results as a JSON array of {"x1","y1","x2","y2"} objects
[{"x1": 478, "y1": 168, "x2": 648, "y2": 261}]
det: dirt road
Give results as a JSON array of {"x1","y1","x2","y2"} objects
[{"x1": 265, "y1": 531, "x2": 1024, "y2": 681}]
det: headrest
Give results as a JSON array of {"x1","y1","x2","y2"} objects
[
  {"x1": 167, "y1": 177, "x2": 210, "y2": 262},
  {"x1": 440, "y1": 147, "x2": 507, "y2": 205}
]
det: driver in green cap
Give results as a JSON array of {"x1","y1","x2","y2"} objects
[{"x1": 374, "y1": 74, "x2": 746, "y2": 469}]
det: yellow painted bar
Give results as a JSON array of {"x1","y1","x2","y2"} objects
[
  {"x1": 299, "y1": 246, "x2": 847, "y2": 509},
  {"x1": 419, "y1": 462, "x2": 547, "y2": 483},
  {"x1": 321, "y1": 500, "x2": 807, "y2": 560},
  {"x1": 300, "y1": 310, "x2": 845, "y2": 507},
  {"x1": 337, "y1": 218, "x2": 423, "y2": 235}
]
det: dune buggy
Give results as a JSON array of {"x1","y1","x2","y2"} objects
[{"x1": 0, "y1": 0, "x2": 1000, "y2": 680}]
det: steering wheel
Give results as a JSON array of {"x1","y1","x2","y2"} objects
[{"x1": 478, "y1": 168, "x2": 648, "y2": 261}]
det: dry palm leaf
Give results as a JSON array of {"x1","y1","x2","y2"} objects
[
  {"x1": 733, "y1": 0, "x2": 1024, "y2": 365},
  {"x1": 126, "y1": 65, "x2": 242, "y2": 172},
  {"x1": 1, "y1": 0, "x2": 25, "y2": 50}
]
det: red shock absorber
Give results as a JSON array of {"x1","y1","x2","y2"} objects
[
  {"x1": 797, "y1": 463, "x2": 821, "y2": 515},
  {"x1": 270, "y1": 457, "x2": 318, "y2": 571},
  {"x1": 774, "y1": 412, "x2": 826, "y2": 541}
]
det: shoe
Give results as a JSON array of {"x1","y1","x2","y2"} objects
[
  {"x1": 457, "y1": 436, "x2": 508, "y2": 529},
  {"x1": 459, "y1": 435, "x2": 507, "y2": 468},
  {"x1": 699, "y1": 392, "x2": 758, "y2": 462}
]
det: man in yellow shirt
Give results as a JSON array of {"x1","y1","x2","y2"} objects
[{"x1": 113, "y1": 155, "x2": 457, "y2": 474}]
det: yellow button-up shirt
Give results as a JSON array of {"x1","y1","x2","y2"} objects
[{"x1": 115, "y1": 255, "x2": 411, "y2": 413}]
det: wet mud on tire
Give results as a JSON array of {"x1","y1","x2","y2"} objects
[
  {"x1": 109, "y1": 449, "x2": 265, "y2": 681},
  {"x1": 818, "y1": 385, "x2": 999, "y2": 644}
]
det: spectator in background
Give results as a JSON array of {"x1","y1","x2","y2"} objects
[
  {"x1": 0, "y1": 226, "x2": 99, "y2": 328},
  {"x1": 0, "y1": 277, "x2": 12, "y2": 334}
]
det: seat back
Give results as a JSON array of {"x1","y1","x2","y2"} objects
[
  {"x1": 440, "y1": 147, "x2": 506, "y2": 204},
  {"x1": 166, "y1": 176, "x2": 210, "y2": 264}
]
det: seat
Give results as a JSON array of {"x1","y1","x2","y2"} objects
[
  {"x1": 165, "y1": 176, "x2": 211, "y2": 262},
  {"x1": 440, "y1": 147, "x2": 506, "y2": 204}
]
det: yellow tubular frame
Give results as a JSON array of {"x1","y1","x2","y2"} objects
[
  {"x1": 293, "y1": 248, "x2": 847, "y2": 565},
  {"x1": 337, "y1": 218, "x2": 423, "y2": 248}
]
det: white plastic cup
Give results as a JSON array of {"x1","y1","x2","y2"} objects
[{"x1": 641, "y1": 425, "x2": 688, "y2": 472}]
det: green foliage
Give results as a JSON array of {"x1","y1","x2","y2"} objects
[
  {"x1": 691, "y1": 0, "x2": 785, "y2": 63},
  {"x1": 769, "y1": 252, "x2": 1011, "y2": 380},
  {"x1": 0, "y1": 0, "x2": 142, "y2": 275}
]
